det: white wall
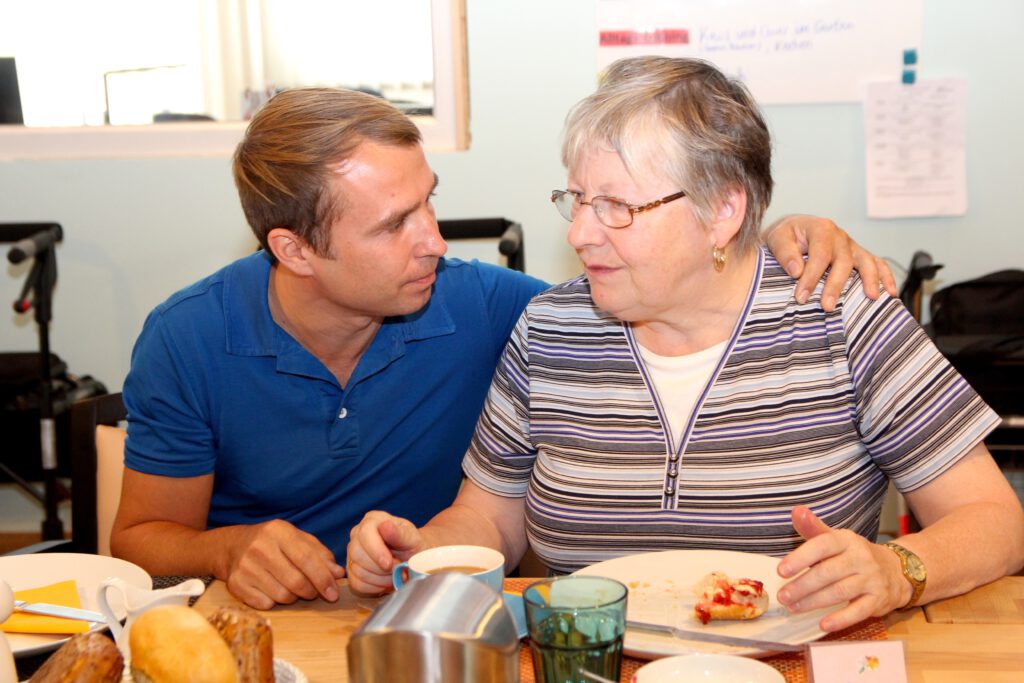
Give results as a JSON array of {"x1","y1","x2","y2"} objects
[{"x1": 1, "y1": 0, "x2": 1022, "y2": 395}]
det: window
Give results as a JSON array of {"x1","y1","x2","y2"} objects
[{"x1": 0, "y1": 0, "x2": 468, "y2": 159}]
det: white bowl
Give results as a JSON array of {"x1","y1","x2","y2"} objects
[
  {"x1": 632, "y1": 653, "x2": 784, "y2": 683},
  {"x1": 122, "y1": 658, "x2": 305, "y2": 683},
  {"x1": 274, "y1": 658, "x2": 308, "y2": 683}
]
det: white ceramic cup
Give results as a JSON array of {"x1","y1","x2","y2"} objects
[{"x1": 392, "y1": 545, "x2": 505, "y2": 593}]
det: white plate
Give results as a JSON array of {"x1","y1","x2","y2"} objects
[
  {"x1": 0, "y1": 553, "x2": 151, "y2": 657},
  {"x1": 633, "y1": 653, "x2": 784, "y2": 682},
  {"x1": 574, "y1": 550, "x2": 830, "y2": 659}
]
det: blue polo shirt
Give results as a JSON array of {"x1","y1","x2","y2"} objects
[{"x1": 123, "y1": 251, "x2": 547, "y2": 558}]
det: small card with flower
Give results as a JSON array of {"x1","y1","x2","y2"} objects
[{"x1": 807, "y1": 640, "x2": 908, "y2": 683}]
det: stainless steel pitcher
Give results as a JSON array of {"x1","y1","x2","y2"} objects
[{"x1": 347, "y1": 572, "x2": 520, "y2": 683}]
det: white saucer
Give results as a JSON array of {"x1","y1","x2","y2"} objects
[
  {"x1": 502, "y1": 591, "x2": 528, "y2": 639},
  {"x1": 633, "y1": 653, "x2": 784, "y2": 682}
]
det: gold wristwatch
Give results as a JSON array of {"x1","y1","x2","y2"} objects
[{"x1": 884, "y1": 542, "x2": 927, "y2": 609}]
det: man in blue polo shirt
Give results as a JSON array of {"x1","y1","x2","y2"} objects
[{"x1": 110, "y1": 87, "x2": 893, "y2": 609}]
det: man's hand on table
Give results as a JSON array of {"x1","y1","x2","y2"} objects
[
  {"x1": 764, "y1": 214, "x2": 897, "y2": 312},
  {"x1": 775, "y1": 506, "x2": 907, "y2": 633},
  {"x1": 346, "y1": 511, "x2": 427, "y2": 595},
  {"x1": 218, "y1": 519, "x2": 346, "y2": 609}
]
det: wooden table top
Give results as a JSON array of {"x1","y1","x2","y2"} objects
[{"x1": 193, "y1": 576, "x2": 1024, "y2": 683}]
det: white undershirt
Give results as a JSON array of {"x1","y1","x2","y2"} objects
[{"x1": 636, "y1": 339, "x2": 728, "y2": 448}]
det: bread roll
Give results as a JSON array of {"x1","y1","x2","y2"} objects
[
  {"x1": 129, "y1": 605, "x2": 239, "y2": 683},
  {"x1": 207, "y1": 606, "x2": 275, "y2": 683},
  {"x1": 28, "y1": 632, "x2": 123, "y2": 683}
]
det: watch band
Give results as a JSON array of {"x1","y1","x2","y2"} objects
[{"x1": 884, "y1": 542, "x2": 927, "y2": 609}]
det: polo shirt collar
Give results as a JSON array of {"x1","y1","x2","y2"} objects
[
  {"x1": 222, "y1": 251, "x2": 278, "y2": 357},
  {"x1": 222, "y1": 252, "x2": 456, "y2": 380}
]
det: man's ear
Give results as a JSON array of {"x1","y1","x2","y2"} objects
[
  {"x1": 709, "y1": 186, "x2": 748, "y2": 248},
  {"x1": 267, "y1": 228, "x2": 315, "y2": 276}
]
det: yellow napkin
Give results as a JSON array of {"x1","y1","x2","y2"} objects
[{"x1": 1, "y1": 580, "x2": 92, "y2": 634}]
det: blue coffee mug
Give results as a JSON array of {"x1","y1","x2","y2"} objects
[{"x1": 392, "y1": 544, "x2": 505, "y2": 593}]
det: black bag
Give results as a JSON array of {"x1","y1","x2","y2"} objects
[
  {"x1": 0, "y1": 352, "x2": 107, "y2": 481},
  {"x1": 924, "y1": 269, "x2": 1024, "y2": 416},
  {"x1": 929, "y1": 269, "x2": 1024, "y2": 339}
]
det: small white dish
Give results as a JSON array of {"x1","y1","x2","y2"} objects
[{"x1": 632, "y1": 653, "x2": 784, "y2": 683}]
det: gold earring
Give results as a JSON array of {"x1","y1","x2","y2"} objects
[{"x1": 712, "y1": 245, "x2": 726, "y2": 272}]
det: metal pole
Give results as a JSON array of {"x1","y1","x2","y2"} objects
[{"x1": 35, "y1": 248, "x2": 63, "y2": 541}]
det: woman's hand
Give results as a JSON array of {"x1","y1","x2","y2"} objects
[
  {"x1": 775, "y1": 506, "x2": 908, "y2": 632},
  {"x1": 764, "y1": 215, "x2": 897, "y2": 312},
  {"x1": 346, "y1": 510, "x2": 426, "y2": 595}
]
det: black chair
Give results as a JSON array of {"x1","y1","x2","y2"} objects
[
  {"x1": 899, "y1": 255, "x2": 1024, "y2": 488},
  {"x1": 438, "y1": 218, "x2": 525, "y2": 272},
  {"x1": 898, "y1": 251, "x2": 943, "y2": 322},
  {"x1": 68, "y1": 392, "x2": 127, "y2": 555},
  {"x1": 924, "y1": 270, "x2": 1024, "y2": 460},
  {"x1": 2, "y1": 392, "x2": 126, "y2": 556}
]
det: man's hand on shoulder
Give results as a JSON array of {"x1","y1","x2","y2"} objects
[
  {"x1": 218, "y1": 519, "x2": 346, "y2": 610},
  {"x1": 764, "y1": 214, "x2": 897, "y2": 312}
]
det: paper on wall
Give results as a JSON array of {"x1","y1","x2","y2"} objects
[
  {"x1": 596, "y1": 0, "x2": 923, "y2": 104},
  {"x1": 864, "y1": 78, "x2": 967, "y2": 219}
]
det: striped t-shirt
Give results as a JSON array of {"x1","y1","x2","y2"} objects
[{"x1": 463, "y1": 248, "x2": 1000, "y2": 574}]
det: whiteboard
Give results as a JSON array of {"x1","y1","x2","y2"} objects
[{"x1": 596, "y1": 0, "x2": 923, "y2": 104}]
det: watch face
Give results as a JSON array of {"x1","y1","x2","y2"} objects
[{"x1": 905, "y1": 554, "x2": 926, "y2": 581}]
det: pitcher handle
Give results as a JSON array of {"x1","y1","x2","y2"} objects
[
  {"x1": 172, "y1": 578, "x2": 207, "y2": 599},
  {"x1": 97, "y1": 577, "x2": 127, "y2": 647}
]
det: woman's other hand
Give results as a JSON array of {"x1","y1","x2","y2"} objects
[
  {"x1": 775, "y1": 506, "x2": 907, "y2": 632},
  {"x1": 765, "y1": 215, "x2": 897, "y2": 312},
  {"x1": 346, "y1": 511, "x2": 426, "y2": 595}
]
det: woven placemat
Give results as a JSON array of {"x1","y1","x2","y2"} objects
[{"x1": 506, "y1": 578, "x2": 888, "y2": 683}]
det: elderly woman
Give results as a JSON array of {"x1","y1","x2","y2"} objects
[{"x1": 347, "y1": 57, "x2": 1024, "y2": 631}]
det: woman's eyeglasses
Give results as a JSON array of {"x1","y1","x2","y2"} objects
[{"x1": 550, "y1": 189, "x2": 687, "y2": 229}]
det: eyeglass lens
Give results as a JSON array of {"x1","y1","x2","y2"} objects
[{"x1": 552, "y1": 191, "x2": 633, "y2": 228}]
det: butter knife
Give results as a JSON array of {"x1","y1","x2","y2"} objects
[
  {"x1": 626, "y1": 619, "x2": 807, "y2": 653},
  {"x1": 14, "y1": 599, "x2": 105, "y2": 622}
]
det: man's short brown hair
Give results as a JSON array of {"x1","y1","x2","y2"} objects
[{"x1": 233, "y1": 87, "x2": 422, "y2": 256}]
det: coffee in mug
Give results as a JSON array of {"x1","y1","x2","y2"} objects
[{"x1": 425, "y1": 565, "x2": 489, "y2": 575}]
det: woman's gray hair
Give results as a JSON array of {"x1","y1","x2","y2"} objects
[{"x1": 561, "y1": 57, "x2": 772, "y2": 253}]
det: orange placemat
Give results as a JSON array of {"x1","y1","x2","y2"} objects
[{"x1": 506, "y1": 578, "x2": 888, "y2": 683}]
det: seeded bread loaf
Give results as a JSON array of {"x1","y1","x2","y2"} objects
[
  {"x1": 207, "y1": 606, "x2": 275, "y2": 683},
  {"x1": 28, "y1": 632, "x2": 123, "y2": 683}
]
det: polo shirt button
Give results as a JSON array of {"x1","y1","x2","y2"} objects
[
  {"x1": 664, "y1": 485, "x2": 675, "y2": 496},
  {"x1": 668, "y1": 453, "x2": 679, "y2": 463},
  {"x1": 667, "y1": 468, "x2": 678, "y2": 478},
  {"x1": 338, "y1": 408, "x2": 348, "y2": 419}
]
